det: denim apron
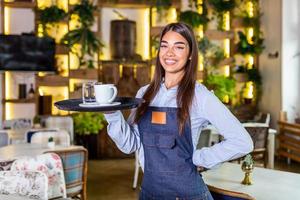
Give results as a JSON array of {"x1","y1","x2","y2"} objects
[{"x1": 138, "y1": 106, "x2": 213, "y2": 200}]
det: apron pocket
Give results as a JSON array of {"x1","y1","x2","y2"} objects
[{"x1": 143, "y1": 134, "x2": 178, "y2": 173}]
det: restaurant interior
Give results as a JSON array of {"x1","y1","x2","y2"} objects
[{"x1": 0, "y1": 0, "x2": 300, "y2": 199}]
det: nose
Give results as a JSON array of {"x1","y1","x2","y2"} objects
[{"x1": 166, "y1": 46, "x2": 175, "y2": 56}]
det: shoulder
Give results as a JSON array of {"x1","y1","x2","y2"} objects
[
  {"x1": 193, "y1": 82, "x2": 218, "y2": 109},
  {"x1": 194, "y1": 82, "x2": 213, "y2": 98},
  {"x1": 136, "y1": 84, "x2": 150, "y2": 98}
]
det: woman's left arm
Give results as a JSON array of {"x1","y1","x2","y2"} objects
[{"x1": 192, "y1": 89, "x2": 253, "y2": 169}]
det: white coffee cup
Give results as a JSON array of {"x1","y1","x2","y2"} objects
[{"x1": 94, "y1": 83, "x2": 118, "y2": 104}]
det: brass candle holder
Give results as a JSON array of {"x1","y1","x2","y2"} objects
[
  {"x1": 241, "y1": 154, "x2": 254, "y2": 185},
  {"x1": 241, "y1": 162, "x2": 254, "y2": 185}
]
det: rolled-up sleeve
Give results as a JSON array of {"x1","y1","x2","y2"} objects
[{"x1": 192, "y1": 89, "x2": 254, "y2": 169}]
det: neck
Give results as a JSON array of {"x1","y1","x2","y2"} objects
[{"x1": 164, "y1": 71, "x2": 184, "y2": 89}]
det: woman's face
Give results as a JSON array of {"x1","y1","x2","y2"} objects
[{"x1": 159, "y1": 31, "x2": 190, "y2": 75}]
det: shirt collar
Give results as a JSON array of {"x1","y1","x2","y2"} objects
[{"x1": 160, "y1": 77, "x2": 178, "y2": 91}]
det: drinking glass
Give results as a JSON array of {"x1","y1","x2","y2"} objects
[{"x1": 82, "y1": 82, "x2": 96, "y2": 104}]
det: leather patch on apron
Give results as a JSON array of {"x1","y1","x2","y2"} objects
[{"x1": 151, "y1": 111, "x2": 166, "y2": 124}]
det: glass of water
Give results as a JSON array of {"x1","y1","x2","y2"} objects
[{"x1": 82, "y1": 82, "x2": 96, "y2": 104}]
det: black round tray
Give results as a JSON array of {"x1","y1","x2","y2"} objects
[{"x1": 54, "y1": 97, "x2": 144, "y2": 112}]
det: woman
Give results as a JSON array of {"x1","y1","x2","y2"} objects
[{"x1": 104, "y1": 22, "x2": 253, "y2": 199}]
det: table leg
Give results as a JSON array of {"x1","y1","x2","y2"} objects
[{"x1": 267, "y1": 133, "x2": 275, "y2": 169}]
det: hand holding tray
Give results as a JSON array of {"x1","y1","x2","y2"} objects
[{"x1": 54, "y1": 97, "x2": 144, "y2": 112}]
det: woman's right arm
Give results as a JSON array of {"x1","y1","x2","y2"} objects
[{"x1": 103, "y1": 86, "x2": 147, "y2": 154}]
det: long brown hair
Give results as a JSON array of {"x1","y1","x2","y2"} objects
[{"x1": 134, "y1": 22, "x2": 198, "y2": 133}]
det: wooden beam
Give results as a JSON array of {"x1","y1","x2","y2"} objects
[
  {"x1": 204, "y1": 30, "x2": 235, "y2": 40},
  {"x1": 4, "y1": 1, "x2": 36, "y2": 8},
  {"x1": 36, "y1": 75, "x2": 69, "y2": 87},
  {"x1": 69, "y1": 69, "x2": 98, "y2": 80}
]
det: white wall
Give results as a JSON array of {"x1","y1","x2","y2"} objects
[
  {"x1": 259, "y1": 0, "x2": 282, "y2": 128},
  {"x1": 282, "y1": 0, "x2": 300, "y2": 122}
]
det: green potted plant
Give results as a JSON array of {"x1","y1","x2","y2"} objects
[
  {"x1": 204, "y1": 74, "x2": 236, "y2": 103},
  {"x1": 236, "y1": 31, "x2": 265, "y2": 55},
  {"x1": 33, "y1": 115, "x2": 41, "y2": 128},
  {"x1": 178, "y1": 0, "x2": 209, "y2": 29},
  {"x1": 72, "y1": 112, "x2": 107, "y2": 159},
  {"x1": 208, "y1": 0, "x2": 236, "y2": 30},
  {"x1": 198, "y1": 37, "x2": 225, "y2": 68},
  {"x1": 36, "y1": 5, "x2": 67, "y2": 38},
  {"x1": 61, "y1": 0, "x2": 104, "y2": 69},
  {"x1": 179, "y1": 10, "x2": 209, "y2": 29}
]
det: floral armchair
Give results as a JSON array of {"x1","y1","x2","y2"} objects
[
  {"x1": 10, "y1": 153, "x2": 67, "y2": 199},
  {"x1": 0, "y1": 170, "x2": 48, "y2": 200}
]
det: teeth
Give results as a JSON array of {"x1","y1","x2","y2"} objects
[{"x1": 165, "y1": 59, "x2": 176, "y2": 65}]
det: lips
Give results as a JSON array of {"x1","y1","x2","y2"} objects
[{"x1": 164, "y1": 59, "x2": 177, "y2": 65}]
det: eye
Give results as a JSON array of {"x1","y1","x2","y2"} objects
[
  {"x1": 160, "y1": 44, "x2": 168, "y2": 49},
  {"x1": 174, "y1": 46, "x2": 185, "y2": 51}
]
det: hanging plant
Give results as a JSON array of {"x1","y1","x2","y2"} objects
[
  {"x1": 61, "y1": 0, "x2": 104, "y2": 68},
  {"x1": 208, "y1": 0, "x2": 236, "y2": 12},
  {"x1": 235, "y1": 0, "x2": 262, "y2": 36},
  {"x1": 36, "y1": 6, "x2": 67, "y2": 37},
  {"x1": 179, "y1": 10, "x2": 209, "y2": 29},
  {"x1": 198, "y1": 37, "x2": 225, "y2": 68},
  {"x1": 179, "y1": 0, "x2": 209, "y2": 29},
  {"x1": 208, "y1": 0, "x2": 236, "y2": 30},
  {"x1": 236, "y1": 31, "x2": 264, "y2": 55}
]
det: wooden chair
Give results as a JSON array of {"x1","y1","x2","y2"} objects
[
  {"x1": 46, "y1": 147, "x2": 88, "y2": 200},
  {"x1": 208, "y1": 185, "x2": 255, "y2": 200},
  {"x1": 245, "y1": 126, "x2": 269, "y2": 167},
  {"x1": 277, "y1": 121, "x2": 300, "y2": 163}
]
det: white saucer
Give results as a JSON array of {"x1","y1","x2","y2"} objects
[{"x1": 79, "y1": 102, "x2": 121, "y2": 108}]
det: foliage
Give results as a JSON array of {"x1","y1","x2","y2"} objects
[
  {"x1": 37, "y1": 6, "x2": 67, "y2": 24},
  {"x1": 198, "y1": 37, "x2": 225, "y2": 68},
  {"x1": 247, "y1": 67, "x2": 261, "y2": 86},
  {"x1": 36, "y1": 6, "x2": 67, "y2": 37},
  {"x1": 72, "y1": 112, "x2": 107, "y2": 135},
  {"x1": 242, "y1": 154, "x2": 254, "y2": 165},
  {"x1": 153, "y1": 0, "x2": 172, "y2": 11},
  {"x1": 179, "y1": 10, "x2": 209, "y2": 28},
  {"x1": 33, "y1": 115, "x2": 41, "y2": 124},
  {"x1": 208, "y1": 0, "x2": 236, "y2": 30},
  {"x1": 208, "y1": 0, "x2": 236, "y2": 12},
  {"x1": 205, "y1": 74, "x2": 236, "y2": 100},
  {"x1": 236, "y1": 31, "x2": 264, "y2": 55},
  {"x1": 61, "y1": 0, "x2": 104, "y2": 68},
  {"x1": 235, "y1": 0, "x2": 262, "y2": 37}
]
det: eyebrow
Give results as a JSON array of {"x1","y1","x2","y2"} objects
[{"x1": 161, "y1": 40, "x2": 186, "y2": 45}]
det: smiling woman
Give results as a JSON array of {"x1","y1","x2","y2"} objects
[
  {"x1": 159, "y1": 31, "x2": 190, "y2": 83},
  {"x1": 104, "y1": 22, "x2": 253, "y2": 199}
]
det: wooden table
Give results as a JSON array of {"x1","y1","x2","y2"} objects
[
  {"x1": 0, "y1": 143, "x2": 84, "y2": 161},
  {"x1": 203, "y1": 162, "x2": 300, "y2": 200}
]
